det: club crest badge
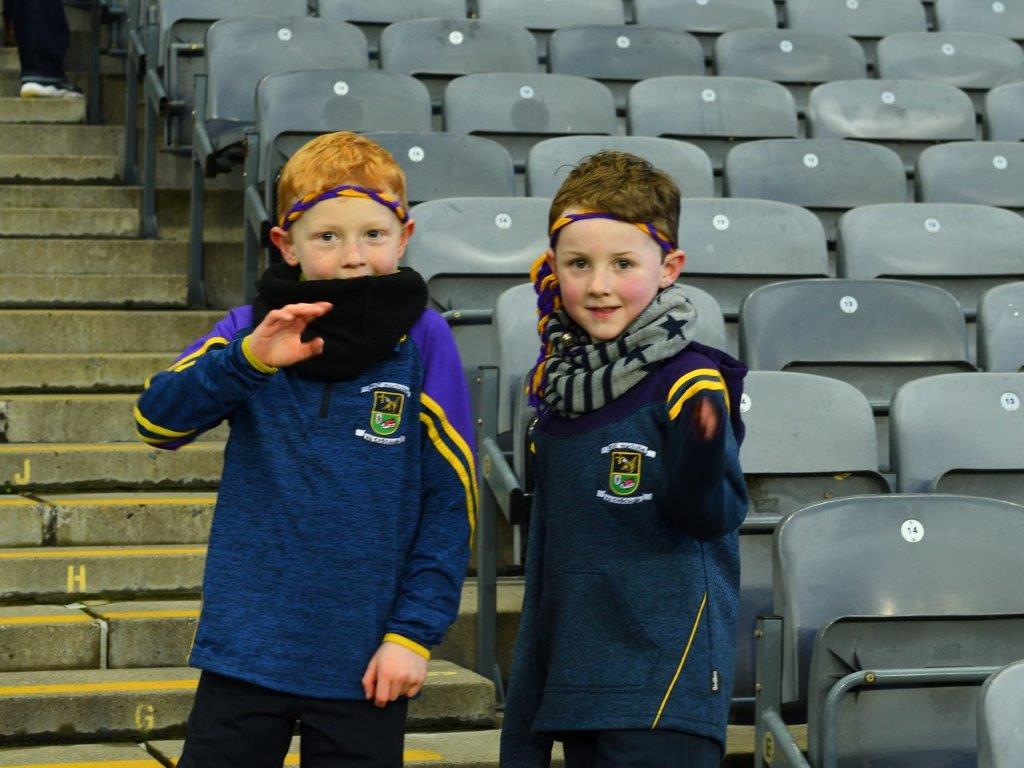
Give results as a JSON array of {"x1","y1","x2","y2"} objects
[
  {"x1": 609, "y1": 451, "x2": 642, "y2": 496},
  {"x1": 371, "y1": 390, "x2": 404, "y2": 436}
]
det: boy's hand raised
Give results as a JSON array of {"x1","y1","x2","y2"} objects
[
  {"x1": 692, "y1": 396, "x2": 720, "y2": 442},
  {"x1": 246, "y1": 302, "x2": 331, "y2": 369},
  {"x1": 362, "y1": 641, "x2": 428, "y2": 708}
]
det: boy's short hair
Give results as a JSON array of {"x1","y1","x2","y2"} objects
[
  {"x1": 549, "y1": 150, "x2": 681, "y2": 248},
  {"x1": 276, "y1": 132, "x2": 408, "y2": 224}
]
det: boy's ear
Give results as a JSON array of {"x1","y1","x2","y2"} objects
[
  {"x1": 544, "y1": 248, "x2": 556, "y2": 273},
  {"x1": 396, "y1": 219, "x2": 416, "y2": 260},
  {"x1": 269, "y1": 226, "x2": 298, "y2": 266},
  {"x1": 659, "y1": 249, "x2": 686, "y2": 288}
]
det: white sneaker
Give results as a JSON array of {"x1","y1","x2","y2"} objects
[{"x1": 20, "y1": 80, "x2": 85, "y2": 98}]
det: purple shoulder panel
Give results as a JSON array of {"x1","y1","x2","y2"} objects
[
  {"x1": 409, "y1": 309, "x2": 475, "y2": 452},
  {"x1": 173, "y1": 305, "x2": 254, "y2": 363}
]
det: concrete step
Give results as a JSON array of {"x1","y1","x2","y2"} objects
[
  {"x1": 0, "y1": 544, "x2": 207, "y2": 602},
  {"x1": 0, "y1": 496, "x2": 47, "y2": 547},
  {"x1": 0, "y1": 395, "x2": 228, "y2": 443},
  {"x1": 0, "y1": 184, "x2": 137, "y2": 209},
  {"x1": 0, "y1": 311, "x2": 223, "y2": 353},
  {"x1": 43, "y1": 493, "x2": 216, "y2": 547},
  {"x1": 0, "y1": 155, "x2": 120, "y2": 184},
  {"x1": 0, "y1": 97, "x2": 85, "y2": 124},
  {"x1": 0, "y1": 124, "x2": 123, "y2": 156},
  {"x1": 0, "y1": 239, "x2": 186, "y2": 275},
  {"x1": 0, "y1": 743, "x2": 164, "y2": 767},
  {"x1": 0, "y1": 606, "x2": 100, "y2": 673},
  {"x1": 0, "y1": 442, "x2": 224, "y2": 492},
  {"x1": 0, "y1": 661, "x2": 494, "y2": 745},
  {"x1": 0, "y1": 354, "x2": 179, "y2": 394},
  {"x1": 0, "y1": 207, "x2": 137, "y2": 238},
  {"x1": 0, "y1": 275, "x2": 187, "y2": 308}
]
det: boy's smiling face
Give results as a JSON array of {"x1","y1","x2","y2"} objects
[
  {"x1": 549, "y1": 210, "x2": 685, "y2": 341},
  {"x1": 270, "y1": 193, "x2": 414, "y2": 280}
]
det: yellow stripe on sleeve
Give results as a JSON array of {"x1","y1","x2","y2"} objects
[
  {"x1": 668, "y1": 380, "x2": 728, "y2": 421},
  {"x1": 666, "y1": 368, "x2": 722, "y2": 404},
  {"x1": 133, "y1": 405, "x2": 196, "y2": 439},
  {"x1": 241, "y1": 335, "x2": 278, "y2": 375},
  {"x1": 420, "y1": 393, "x2": 478, "y2": 517},
  {"x1": 383, "y1": 632, "x2": 431, "y2": 659},
  {"x1": 419, "y1": 412, "x2": 476, "y2": 541},
  {"x1": 166, "y1": 336, "x2": 229, "y2": 372}
]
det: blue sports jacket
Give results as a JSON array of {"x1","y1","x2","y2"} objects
[{"x1": 134, "y1": 306, "x2": 474, "y2": 699}]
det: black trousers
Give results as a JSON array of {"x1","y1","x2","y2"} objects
[
  {"x1": 562, "y1": 729, "x2": 722, "y2": 768},
  {"x1": 178, "y1": 671, "x2": 408, "y2": 768},
  {"x1": 8, "y1": 0, "x2": 70, "y2": 81}
]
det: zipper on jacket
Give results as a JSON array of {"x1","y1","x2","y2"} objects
[
  {"x1": 319, "y1": 382, "x2": 333, "y2": 418},
  {"x1": 650, "y1": 591, "x2": 708, "y2": 729}
]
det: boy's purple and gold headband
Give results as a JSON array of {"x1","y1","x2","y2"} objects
[
  {"x1": 548, "y1": 212, "x2": 676, "y2": 254},
  {"x1": 279, "y1": 184, "x2": 409, "y2": 231}
]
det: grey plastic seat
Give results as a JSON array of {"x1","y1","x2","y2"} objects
[
  {"x1": 526, "y1": 136, "x2": 713, "y2": 199},
  {"x1": 317, "y1": 0, "x2": 465, "y2": 55},
  {"x1": 807, "y1": 80, "x2": 976, "y2": 172},
  {"x1": 916, "y1": 141, "x2": 1024, "y2": 212},
  {"x1": 379, "y1": 19, "x2": 537, "y2": 108},
  {"x1": 444, "y1": 73, "x2": 617, "y2": 170},
  {"x1": 724, "y1": 139, "x2": 907, "y2": 240},
  {"x1": 978, "y1": 282, "x2": 1024, "y2": 372},
  {"x1": 891, "y1": 372, "x2": 1024, "y2": 499},
  {"x1": 476, "y1": 0, "x2": 625, "y2": 57},
  {"x1": 935, "y1": 0, "x2": 1024, "y2": 42},
  {"x1": 984, "y1": 82, "x2": 1024, "y2": 141},
  {"x1": 784, "y1": 0, "x2": 927, "y2": 64},
  {"x1": 978, "y1": 660, "x2": 1024, "y2": 768},
  {"x1": 740, "y1": 279, "x2": 974, "y2": 412},
  {"x1": 628, "y1": 76, "x2": 799, "y2": 171},
  {"x1": 758, "y1": 493, "x2": 1024, "y2": 768},
  {"x1": 677, "y1": 198, "x2": 829, "y2": 319},
  {"x1": 634, "y1": 0, "x2": 777, "y2": 56},
  {"x1": 877, "y1": 32, "x2": 1024, "y2": 111},
  {"x1": 837, "y1": 204, "x2": 1024, "y2": 318},
  {"x1": 715, "y1": 30, "x2": 866, "y2": 113}
]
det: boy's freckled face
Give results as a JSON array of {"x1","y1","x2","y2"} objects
[
  {"x1": 276, "y1": 194, "x2": 412, "y2": 280},
  {"x1": 551, "y1": 211, "x2": 683, "y2": 342}
]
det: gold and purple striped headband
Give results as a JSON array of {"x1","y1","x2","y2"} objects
[
  {"x1": 549, "y1": 212, "x2": 676, "y2": 255},
  {"x1": 279, "y1": 184, "x2": 409, "y2": 231}
]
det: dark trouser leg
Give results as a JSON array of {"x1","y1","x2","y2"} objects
[
  {"x1": 177, "y1": 671, "x2": 296, "y2": 768},
  {"x1": 9, "y1": 0, "x2": 69, "y2": 82},
  {"x1": 562, "y1": 731, "x2": 600, "y2": 768},
  {"x1": 298, "y1": 698, "x2": 407, "y2": 768},
  {"x1": 595, "y1": 729, "x2": 723, "y2": 768}
]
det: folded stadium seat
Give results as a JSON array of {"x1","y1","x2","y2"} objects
[
  {"x1": 677, "y1": 198, "x2": 829, "y2": 323},
  {"x1": 379, "y1": 19, "x2": 537, "y2": 111},
  {"x1": 876, "y1": 31, "x2": 1024, "y2": 114},
  {"x1": 723, "y1": 138, "x2": 907, "y2": 241},
  {"x1": 548, "y1": 25, "x2": 705, "y2": 112},
  {"x1": 714, "y1": 29, "x2": 867, "y2": 114},
  {"x1": 934, "y1": 0, "x2": 1024, "y2": 43},
  {"x1": 476, "y1": 0, "x2": 625, "y2": 61},
  {"x1": 978, "y1": 660, "x2": 1024, "y2": 768},
  {"x1": 977, "y1": 282, "x2": 1024, "y2": 372},
  {"x1": 916, "y1": 141, "x2": 1024, "y2": 213},
  {"x1": 633, "y1": 0, "x2": 777, "y2": 58},
  {"x1": 628, "y1": 76, "x2": 799, "y2": 172},
  {"x1": 806, "y1": 79, "x2": 976, "y2": 173},
  {"x1": 444, "y1": 73, "x2": 618, "y2": 171},
  {"x1": 836, "y1": 203, "x2": 1024, "y2": 320},
  {"x1": 754, "y1": 494, "x2": 1024, "y2": 768},
  {"x1": 138, "y1": 0, "x2": 308, "y2": 237},
  {"x1": 784, "y1": 0, "x2": 927, "y2": 66},
  {"x1": 316, "y1": 0, "x2": 466, "y2": 57},
  {"x1": 526, "y1": 135, "x2": 713, "y2": 200},
  {"x1": 891, "y1": 372, "x2": 1024, "y2": 501},
  {"x1": 984, "y1": 82, "x2": 1024, "y2": 141}
]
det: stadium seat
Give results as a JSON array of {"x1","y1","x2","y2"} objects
[
  {"x1": 784, "y1": 0, "x2": 927, "y2": 64},
  {"x1": 714, "y1": 29, "x2": 866, "y2": 113},
  {"x1": 755, "y1": 494, "x2": 1024, "y2": 768},
  {"x1": 891, "y1": 372, "x2": 1024, "y2": 499},
  {"x1": 634, "y1": 0, "x2": 777, "y2": 56},
  {"x1": 876, "y1": 32, "x2": 1024, "y2": 111},
  {"x1": 935, "y1": 0, "x2": 1024, "y2": 41},
  {"x1": 628, "y1": 76, "x2": 799, "y2": 171},
  {"x1": 978, "y1": 660, "x2": 1024, "y2": 768},
  {"x1": 379, "y1": 19, "x2": 537, "y2": 109},
  {"x1": 677, "y1": 198, "x2": 829, "y2": 320},
  {"x1": 724, "y1": 139, "x2": 907, "y2": 240},
  {"x1": 316, "y1": 0, "x2": 466, "y2": 56},
  {"x1": 916, "y1": 141, "x2": 1024, "y2": 212},
  {"x1": 548, "y1": 25, "x2": 705, "y2": 111},
  {"x1": 984, "y1": 82, "x2": 1024, "y2": 141},
  {"x1": 476, "y1": 0, "x2": 625, "y2": 57},
  {"x1": 739, "y1": 279, "x2": 974, "y2": 411},
  {"x1": 444, "y1": 73, "x2": 618, "y2": 170},
  {"x1": 837, "y1": 203, "x2": 1024, "y2": 318},
  {"x1": 526, "y1": 136, "x2": 714, "y2": 199},
  {"x1": 806, "y1": 79, "x2": 976, "y2": 172},
  {"x1": 978, "y1": 282, "x2": 1024, "y2": 372}
]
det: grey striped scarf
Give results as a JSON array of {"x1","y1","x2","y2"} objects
[{"x1": 540, "y1": 285, "x2": 698, "y2": 417}]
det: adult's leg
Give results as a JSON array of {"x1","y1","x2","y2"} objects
[
  {"x1": 299, "y1": 698, "x2": 408, "y2": 768},
  {"x1": 595, "y1": 729, "x2": 722, "y2": 768},
  {"x1": 561, "y1": 731, "x2": 600, "y2": 768},
  {"x1": 9, "y1": 0, "x2": 69, "y2": 83},
  {"x1": 177, "y1": 670, "x2": 296, "y2": 768}
]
